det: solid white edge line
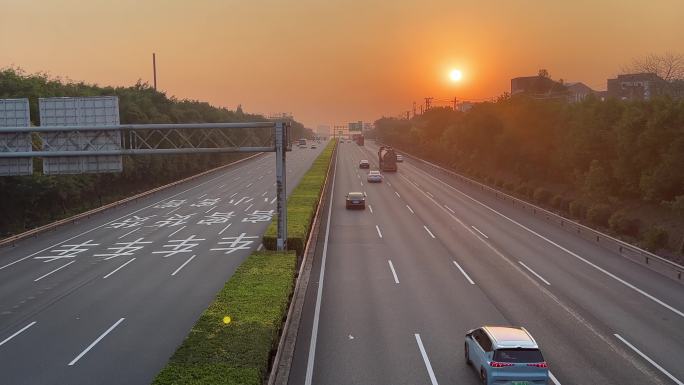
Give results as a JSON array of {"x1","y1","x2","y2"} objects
[
  {"x1": 376, "y1": 225, "x2": 383, "y2": 238},
  {"x1": 117, "y1": 228, "x2": 140, "y2": 239},
  {"x1": 406, "y1": 204, "x2": 415, "y2": 214},
  {"x1": 444, "y1": 205, "x2": 455, "y2": 214},
  {"x1": 167, "y1": 225, "x2": 186, "y2": 238},
  {"x1": 426, "y1": 191, "x2": 434, "y2": 198},
  {"x1": 470, "y1": 225, "x2": 488, "y2": 239},
  {"x1": 388, "y1": 260, "x2": 400, "y2": 284},
  {"x1": 305, "y1": 147, "x2": 337, "y2": 385},
  {"x1": 417, "y1": 165, "x2": 684, "y2": 319},
  {"x1": 415, "y1": 334, "x2": 439, "y2": 385},
  {"x1": 68, "y1": 318, "x2": 125, "y2": 366},
  {"x1": 172, "y1": 254, "x2": 197, "y2": 276},
  {"x1": 452, "y1": 261, "x2": 475, "y2": 285},
  {"x1": 423, "y1": 225, "x2": 436, "y2": 239},
  {"x1": 0, "y1": 321, "x2": 37, "y2": 347},
  {"x1": 518, "y1": 261, "x2": 551, "y2": 286},
  {"x1": 368, "y1": 204, "x2": 373, "y2": 214},
  {"x1": 103, "y1": 258, "x2": 136, "y2": 279},
  {"x1": 34, "y1": 260, "x2": 76, "y2": 282},
  {"x1": 257, "y1": 243, "x2": 264, "y2": 251},
  {"x1": 614, "y1": 334, "x2": 683, "y2": 385},
  {"x1": 549, "y1": 371, "x2": 562, "y2": 385}
]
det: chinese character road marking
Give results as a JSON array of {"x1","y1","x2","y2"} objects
[
  {"x1": 35, "y1": 240, "x2": 100, "y2": 263},
  {"x1": 197, "y1": 211, "x2": 235, "y2": 225},
  {"x1": 190, "y1": 198, "x2": 221, "y2": 207},
  {"x1": 106, "y1": 215, "x2": 156, "y2": 229},
  {"x1": 148, "y1": 214, "x2": 195, "y2": 228},
  {"x1": 210, "y1": 233, "x2": 258, "y2": 254},
  {"x1": 153, "y1": 235, "x2": 206, "y2": 258},
  {"x1": 154, "y1": 199, "x2": 186, "y2": 209},
  {"x1": 242, "y1": 210, "x2": 275, "y2": 223},
  {"x1": 94, "y1": 238, "x2": 153, "y2": 260}
]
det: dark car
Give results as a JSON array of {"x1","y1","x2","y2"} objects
[
  {"x1": 359, "y1": 160, "x2": 370, "y2": 169},
  {"x1": 345, "y1": 192, "x2": 366, "y2": 209}
]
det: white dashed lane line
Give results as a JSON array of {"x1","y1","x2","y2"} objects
[
  {"x1": 444, "y1": 205, "x2": 455, "y2": 214},
  {"x1": 68, "y1": 318, "x2": 125, "y2": 366},
  {"x1": 172, "y1": 255, "x2": 197, "y2": 276},
  {"x1": 0, "y1": 322, "x2": 36, "y2": 348},
  {"x1": 34, "y1": 261, "x2": 76, "y2": 282},
  {"x1": 395, "y1": 191, "x2": 401, "y2": 198},
  {"x1": 470, "y1": 225, "x2": 488, "y2": 239},
  {"x1": 103, "y1": 258, "x2": 136, "y2": 279},
  {"x1": 452, "y1": 261, "x2": 475, "y2": 285},
  {"x1": 406, "y1": 205, "x2": 414, "y2": 214},
  {"x1": 388, "y1": 260, "x2": 399, "y2": 284},
  {"x1": 368, "y1": 205, "x2": 373, "y2": 214},
  {"x1": 423, "y1": 225, "x2": 436, "y2": 239},
  {"x1": 518, "y1": 261, "x2": 551, "y2": 286},
  {"x1": 376, "y1": 225, "x2": 383, "y2": 238},
  {"x1": 415, "y1": 334, "x2": 439, "y2": 385},
  {"x1": 614, "y1": 334, "x2": 683, "y2": 385}
]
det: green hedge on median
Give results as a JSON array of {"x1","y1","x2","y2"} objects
[
  {"x1": 262, "y1": 139, "x2": 337, "y2": 255},
  {"x1": 153, "y1": 251, "x2": 296, "y2": 385}
]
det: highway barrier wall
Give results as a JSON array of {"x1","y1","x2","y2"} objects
[
  {"x1": 262, "y1": 139, "x2": 337, "y2": 255},
  {"x1": 153, "y1": 250, "x2": 297, "y2": 385}
]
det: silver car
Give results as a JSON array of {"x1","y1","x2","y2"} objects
[
  {"x1": 465, "y1": 326, "x2": 549, "y2": 385},
  {"x1": 367, "y1": 170, "x2": 383, "y2": 183}
]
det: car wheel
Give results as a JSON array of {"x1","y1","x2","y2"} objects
[
  {"x1": 480, "y1": 368, "x2": 487, "y2": 385},
  {"x1": 465, "y1": 343, "x2": 471, "y2": 365}
]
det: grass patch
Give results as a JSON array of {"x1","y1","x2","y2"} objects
[
  {"x1": 263, "y1": 139, "x2": 337, "y2": 255},
  {"x1": 153, "y1": 251, "x2": 296, "y2": 385}
]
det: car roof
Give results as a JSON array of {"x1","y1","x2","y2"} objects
[
  {"x1": 348, "y1": 192, "x2": 364, "y2": 196},
  {"x1": 360, "y1": 159, "x2": 369, "y2": 162},
  {"x1": 482, "y1": 326, "x2": 538, "y2": 349},
  {"x1": 369, "y1": 171, "x2": 381, "y2": 174}
]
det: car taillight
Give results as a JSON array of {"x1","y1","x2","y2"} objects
[
  {"x1": 527, "y1": 362, "x2": 548, "y2": 368},
  {"x1": 490, "y1": 362, "x2": 514, "y2": 368}
]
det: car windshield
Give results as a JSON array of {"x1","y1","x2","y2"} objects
[
  {"x1": 360, "y1": 160, "x2": 368, "y2": 163},
  {"x1": 348, "y1": 193, "x2": 364, "y2": 198},
  {"x1": 493, "y1": 349, "x2": 544, "y2": 363},
  {"x1": 369, "y1": 171, "x2": 380, "y2": 175}
]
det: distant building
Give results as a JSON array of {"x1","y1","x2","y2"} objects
[
  {"x1": 333, "y1": 124, "x2": 348, "y2": 139},
  {"x1": 363, "y1": 122, "x2": 374, "y2": 131},
  {"x1": 607, "y1": 73, "x2": 666, "y2": 100},
  {"x1": 565, "y1": 82, "x2": 596, "y2": 103},
  {"x1": 456, "y1": 101, "x2": 474, "y2": 112},
  {"x1": 316, "y1": 125, "x2": 330, "y2": 137},
  {"x1": 511, "y1": 75, "x2": 567, "y2": 98}
]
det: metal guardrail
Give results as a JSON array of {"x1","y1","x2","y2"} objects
[
  {"x1": 381, "y1": 143, "x2": 684, "y2": 282},
  {"x1": 0, "y1": 153, "x2": 264, "y2": 249}
]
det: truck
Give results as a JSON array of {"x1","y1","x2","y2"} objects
[
  {"x1": 297, "y1": 139, "x2": 307, "y2": 148},
  {"x1": 352, "y1": 133, "x2": 364, "y2": 146},
  {"x1": 378, "y1": 146, "x2": 398, "y2": 172}
]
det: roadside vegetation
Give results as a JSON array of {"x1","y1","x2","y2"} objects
[
  {"x1": 153, "y1": 251, "x2": 296, "y2": 385},
  {"x1": 0, "y1": 67, "x2": 313, "y2": 238},
  {"x1": 263, "y1": 139, "x2": 337, "y2": 255},
  {"x1": 374, "y1": 96, "x2": 684, "y2": 262}
]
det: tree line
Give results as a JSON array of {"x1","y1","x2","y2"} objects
[
  {"x1": 374, "y1": 95, "x2": 684, "y2": 258},
  {"x1": 0, "y1": 68, "x2": 312, "y2": 236}
]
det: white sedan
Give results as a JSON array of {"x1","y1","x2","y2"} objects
[{"x1": 367, "y1": 170, "x2": 383, "y2": 183}]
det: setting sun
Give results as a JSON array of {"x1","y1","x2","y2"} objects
[{"x1": 449, "y1": 69, "x2": 463, "y2": 82}]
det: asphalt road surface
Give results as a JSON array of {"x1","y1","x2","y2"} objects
[
  {"x1": 0, "y1": 143, "x2": 326, "y2": 385},
  {"x1": 289, "y1": 140, "x2": 684, "y2": 385}
]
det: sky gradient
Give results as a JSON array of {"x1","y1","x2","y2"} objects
[{"x1": 1, "y1": 0, "x2": 683, "y2": 128}]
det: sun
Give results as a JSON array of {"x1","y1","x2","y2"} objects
[{"x1": 449, "y1": 69, "x2": 463, "y2": 82}]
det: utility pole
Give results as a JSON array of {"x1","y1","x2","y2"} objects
[
  {"x1": 406, "y1": 111, "x2": 410, "y2": 120},
  {"x1": 412, "y1": 101, "x2": 417, "y2": 117},
  {"x1": 152, "y1": 53, "x2": 157, "y2": 90},
  {"x1": 420, "y1": 105, "x2": 424, "y2": 115},
  {"x1": 424, "y1": 97, "x2": 433, "y2": 112},
  {"x1": 452, "y1": 96, "x2": 458, "y2": 111}
]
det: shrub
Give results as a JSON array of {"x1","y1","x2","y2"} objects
[
  {"x1": 551, "y1": 195, "x2": 563, "y2": 209},
  {"x1": 494, "y1": 179, "x2": 504, "y2": 188},
  {"x1": 515, "y1": 183, "x2": 531, "y2": 197},
  {"x1": 587, "y1": 203, "x2": 612, "y2": 227},
  {"x1": 608, "y1": 211, "x2": 641, "y2": 237},
  {"x1": 533, "y1": 188, "x2": 553, "y2": 205},
  {"x1": 569, "y1": 200, "x2": 587, "y2": 219},
  {"x1": 503, "y1": 181, "x2": 516, "y2": 191},
  {"x1": 641, "y1": 226, "x2": 669, "y2": 252}
]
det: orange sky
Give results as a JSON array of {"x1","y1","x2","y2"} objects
[{"x1": 1, "y1": 0, "x2": 683, "y2": 128}]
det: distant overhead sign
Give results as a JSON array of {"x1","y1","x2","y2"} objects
[
  {"x1": 40, "y1": 96, "x2": 123, "y2": 174},
  {"x1": 0, "y1": 98, "x2": 32, "y2": 176}
]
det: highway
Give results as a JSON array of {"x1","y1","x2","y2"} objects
[
  {"x1": 0, "y1": 143, "x2": 326, "y2": 385},
  {"x1": 289, "y1": 140, "x2": 684, "y2": 385}
]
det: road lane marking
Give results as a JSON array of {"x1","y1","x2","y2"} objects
[
  {"x1": 264, "y1": 197, "x2": 269, "y2": 202},
  {"x1": 219, "y1": 223, "x2": 232, "y2": 235},
  {"x1": 368, "y1": 204, "x2": 373, "y2": 214},
  {"x1": 218, "y1": 184, "x2": 226, "y2": 189},
  {"x1": 444, "y1": 205, "x2": 455, "y2": 214},
  {"x1": 205, "y1": 206, "x2": 216, "y2": 213},
  {"x1": 417, "y1": 166, "x2": 684, "y2": 319},
  {"x1": 415, "y1": 334, "x2": 439, "y2": 385},
  {"x1": 452, "y1": 261, "x2": 475, "y2": 285},
  {"x1": 305, "y1": 148, "x2": 338, "y2": 385},
  {"x1": 172, "y1": 254, "x2": 197, "y2": 276},
  {"x1": 262, "y1": 191, "x2": 268, "y2": 196},
  {"x1": 518, "y1": 261, "x2": 551, "y2": 285},
  {"x1": 230, "y1": 192, "x2": 238, "y2": 198},
  {"x1": 614, "y1": 334, "x2": 683, "y2": 385},
  {"x1": 244, "y1": 204, "x2": 254, "y2": 212},
  {"x1": 376, "y1": 225, "x2": 383, "y2": 238},
  {"x1": 549, "y1": 371, "x2": 562, "y2": 385},
  {"x1": 103, "y1": 258, "x2": 136, "y2": 279},
  {"x1": 406, "y1": 205, "x2": 414, "y2": 214},
  {"x1": 197, "y1": 193, "x2": 207, "y2": 199},
  {"x1": 0, "y1": 157, "x2": 261, "y2": 271},
  {"x1": 388, "y1": 260, "x2": 399, "y2": 283},
  {"x1": 165, "y1": 207, "x2": 181, "y2": 216},
  {"x1": 118, "y1": 228, "x2": 139, "y2": 239},
  {"x1": 167, "y1": 226, "x2": 186, "y2": 238},
  {"x1": 68, "y1": 318, "x2": 125, "y2": 366},
  {"x1": 257, "y1": 243, "x2": 263, "y2": 251},
  {"x1": 34, "y1": 260, "x2": 76, "y2": 282},
  {"x1": 426, "y1": 191, "x2": 434, "y2": 198},
  {"x1": 270, "y1": 197, "x2": 277, "y2": 204},
  {"x1": 360, "y1": 181, "x2": 364, "y2": 186},
  {"x1": 423, "y1": 225, "x2": 436, "y2": 239},
  {"x1": 246, "y1": 183, "x2": 253, "y2": 188},
  {"x1": 0, "y1": 322, "x2": 36, "y2": 348},
  {"x1": 387, "y1": 182, "x2": 392, "y2": 187},
  {"x1": 395, "y1": 191, "x2": 401, "y2": 198},
  {"x1": 471, "y1": 225, "x2": 488, "y2": 239}
]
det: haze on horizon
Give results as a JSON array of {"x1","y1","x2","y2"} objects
[{"x1": 1, "y1": 0, "x2": 682, "y2": 128}]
